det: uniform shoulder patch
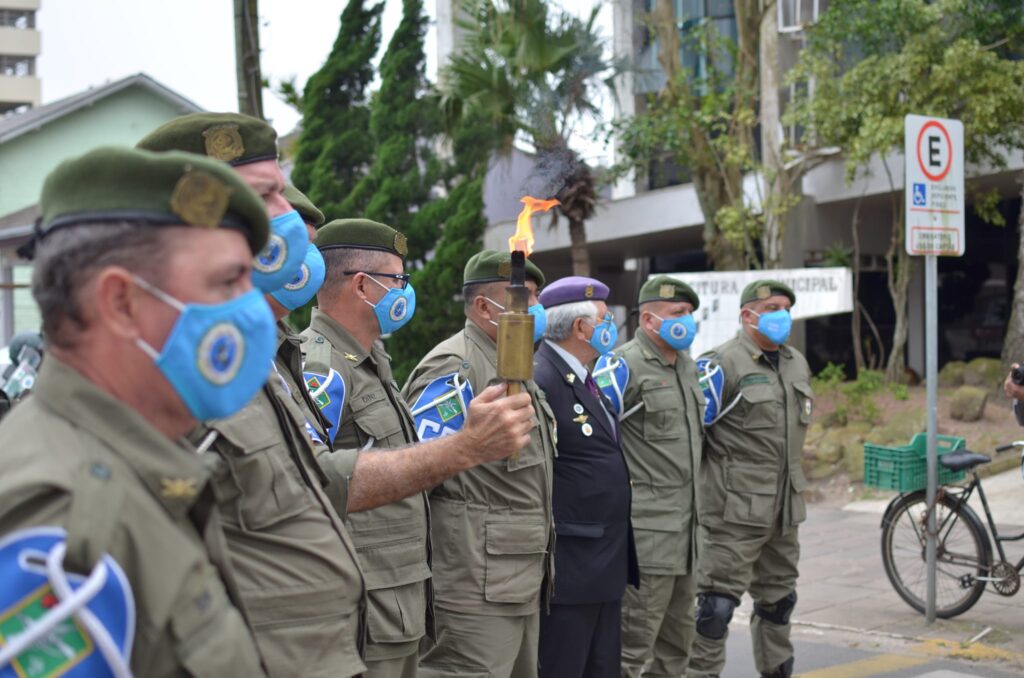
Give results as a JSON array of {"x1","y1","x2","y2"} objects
[
  {"x1": 0, "y1": 527, "x2": 134, "y2": 676},
  {"x1": 303, "y1": 368, "x2": 346, "y2": 446},
  {"x1": 593, "y1": 352, "x2": 629, "y2": 415},
  {"x1": 408, "y1": 372, "x2": 474, "y2": 441},
  {"x1": 697, "y1": 357, "x2": 726, "y2": 426}
]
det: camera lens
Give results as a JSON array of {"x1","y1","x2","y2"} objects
[{"x1": 1013, "y1": 366, "x2": 1024, "y2": 386}]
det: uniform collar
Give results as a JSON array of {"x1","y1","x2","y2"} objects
[
  {"x1": 544, "y1": 340, "x2": 589, "y2": 384},
  {"x1": 276, "y1": 319, "x2": 304, "y2": 353},
  {"x1": 464, "y1": 319, "x2": 498, "y2": 364},
  {"x1": 309, "y1": 308, "x2": 373, "y2": 368},
  {"x1": 738, "y1": 329, "x2": 792, "y2": 363},
  {"x1": 636, "y1": 328, "x2": 674, "y2": 367},
  {"x1": 33, "y1": 356, "x2": 210, "y2": 521}
]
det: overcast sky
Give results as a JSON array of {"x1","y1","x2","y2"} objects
[{"x1": 36, "y1": 0, "x2": 610, "y2": 154}]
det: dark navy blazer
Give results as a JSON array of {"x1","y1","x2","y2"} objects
[{"x1": 534, "y1": 342, "x2": 639, "y2": 605}]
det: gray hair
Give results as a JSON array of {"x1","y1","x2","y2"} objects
[
  {"x1": 545, "y1": 300, "x2": 599, "y2": 342},
  {"x1": 31, "y1": 221, "x2": 175, "y2": 349},
  {"x1": 318, "y1": 248, "x2": 392, "y2": 300}
]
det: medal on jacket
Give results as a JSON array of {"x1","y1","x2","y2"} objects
[{"x1": 581, "y1": 423, "x2": 593, "y2": 437}]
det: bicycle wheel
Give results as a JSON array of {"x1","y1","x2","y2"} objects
[{"x1": 881, "y1": 491, "x2": 991, "y2": 618}]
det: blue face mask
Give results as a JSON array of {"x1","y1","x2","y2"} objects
[
  {"x1": 529, "y1": 303, "x2": 546, "y2": 343},
  {"x1": 587, "y1": 313, "x2": 618, "y2": 354},
  {"x1": 252, "y1": 210, "x2": 308, "y2": 293},
  {"x1": 751, "y1": 309, "x2": 792, "y2": 345},
  {"x1": 653, "y1": 312, "x2": 697, "y2": 351},
  {"x1": 485, "y1": 297, "x2": 546, "y2": 344},
  {"x1": 134, "y1": 277, "x2": 276, "y2": 421},
  {"x1": 270, "y1": 243, "x2": 325, "y2": 311},
  {"x1": 365, "y1": 274, "x2": 416, "y2": 335}
]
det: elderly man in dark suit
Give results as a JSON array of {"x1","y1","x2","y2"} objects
[{"x1": 533, "y1": 276, "x2": 639, "y2": 678}]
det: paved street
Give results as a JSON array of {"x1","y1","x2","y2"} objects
[{"x1": 716, "y1": 471, "x2": 1024, "y2": 676}]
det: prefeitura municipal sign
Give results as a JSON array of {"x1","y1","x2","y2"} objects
[{"x1": 905, "y1": 115, "x2": 965, "y2": 256}]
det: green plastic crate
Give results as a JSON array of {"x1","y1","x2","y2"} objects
[{"x1": 863, "y1": 433, "x2": 967, "y2": 491}]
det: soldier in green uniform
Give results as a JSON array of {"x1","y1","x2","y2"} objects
[
  {"x1": 687, "y1": 281, "x2": 813, "y2": 678},
  {"x1": 138, "y1": 113, "x2": 369, "y2": 677},
  {"x1": 0, "y1": 146, "x2": 271, "y2": 676},
  {"x1": 301, "y1": 218, "x2": 431, "y2": 678},
  {"x1": 595, "y1": 276, "x2": 704, "y2": 678},
  {"x1": 402, "y1": 250, "x2": 557, "y2": 678}
]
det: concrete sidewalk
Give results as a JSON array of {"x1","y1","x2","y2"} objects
[{"x1": 754, "y1": 469, "x2": 1024, "y2": 670}]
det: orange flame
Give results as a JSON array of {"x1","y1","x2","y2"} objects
[{"x1": 510, "y1": 196, "x2": 560, "y2": 255}]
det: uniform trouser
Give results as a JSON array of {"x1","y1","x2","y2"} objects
[
  {"x1": 539, "y1": 600, "x2": 622, "y2": 678},
  {"x1": 418, "y1": 607, "x2": 539, "y2": 678},
  {"x1": 621, "y1": 572, "x2": 698, "y2": 677},
  {"x1": 365, "y1": 649, "x2": 419, "y2": 678},
  {"x1": 687, "y1": 522, "x2": 800, "y2": 677}
]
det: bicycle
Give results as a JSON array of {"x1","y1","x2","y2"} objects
[{"x1": 879, "y1": 441, "x2": 1024, "y2": 618}]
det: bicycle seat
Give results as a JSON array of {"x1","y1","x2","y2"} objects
[{"x1": 939, "y1": 450, "x2": 991, "y2": 472}]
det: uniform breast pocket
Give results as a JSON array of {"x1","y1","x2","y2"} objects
[
  {"x1": 212, "y1": 405, "x2": 315, "y2": 531},
  {"x1": 483, "y1": 521, "x2": 548, "y2": 604},
  {"x1": 642, "y1": 385, "x2": 684, "y2": 441},
  {"x1": 351, "y1": 390, "x2": 405, "y2": 448},
  {"x1": 740, "y1": 383, "x2": 778, "y2": 430},
  {"x1": 793, "y1": 381, "x2": 814, "y2": 426}
]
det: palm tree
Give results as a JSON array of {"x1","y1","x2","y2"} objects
[{"x1": 439, "y1": 0, "x2": 614, "y2": 275}]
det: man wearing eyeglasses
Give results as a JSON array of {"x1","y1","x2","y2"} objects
[
  {"x1": 302, "y1": 224, "x2": 537, "y2": 677},
  {"x1": 532, "y1": 276, "x2": 638, "y2": 678}
]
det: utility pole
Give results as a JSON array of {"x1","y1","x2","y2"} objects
[{"x1": 234, "y1": 0, "x2": 264, "y2": 119}]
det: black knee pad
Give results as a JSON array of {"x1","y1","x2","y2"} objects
[
  {"x1": 754, "y1": 591, "x2": 797, "y2": 626},
  {"x1": 695, "y1": 592, "x2": 738, "y2": 640}
]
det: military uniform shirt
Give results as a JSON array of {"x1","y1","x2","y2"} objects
[
  {"x1": 0, "y1": 357, "x2": 265, "y2": 677},
  {"x1": 617, "y1": 330, "x2": 703, "y2": 575},
  {"x1": 302, "y1": 309, "x2": 431, "y2": 661},
  {"x1": 402, "y1": 321, "x2": 556, "y2": 616},
  {"x1": 699, "y1": 331, "x2": 814, "y2": 529},
  {"x1": 195, "y1": 325, "x2": 367, "y2": 678}
]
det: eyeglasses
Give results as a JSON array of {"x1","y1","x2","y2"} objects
[{"x1": 344, "y1": 271, "x2": 411, "y2": 289}]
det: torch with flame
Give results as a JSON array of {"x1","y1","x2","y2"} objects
[{"x1": 497, "y1": 196, "x2": 560, "y2": 400}]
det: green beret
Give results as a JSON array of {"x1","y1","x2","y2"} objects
[
  {"x1": 315, "y1": 218, "x2": 408, "y2": 259},
  {"x1": 639, "y1": 275, "x2": 700, "y2": 310},
  {"x1": 740, "y1": 279, "x2": 796, "y2": 307},
  {"x1": 463, "y1": 250, "x2": 545, "y2": 288},
  {"x1": 38, "y1": 146, "x2": 269, "y2": 254},
  {"x1": 283, "y1": 184, "x2": 324, "y2": 227},
  {"x1": 136, "y1": 112, "x2": 278, "y2": 166}
]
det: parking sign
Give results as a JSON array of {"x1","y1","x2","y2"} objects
[{"x1": 904, "y1": 115, "x2": 964, "y2": 256}]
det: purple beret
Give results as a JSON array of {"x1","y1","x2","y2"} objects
[{"x1": 538, "y1": 276, "x2": 610, "y2": 308}]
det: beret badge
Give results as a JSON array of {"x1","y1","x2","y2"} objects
[
  {"x1": 170, "y1": 168, "x2": 233, "y2": 229},
  {"x1": 659, "y1": 284, "x2": 674, "y2": 299},
  {"x1": 202, "y1": 124, "x2": 245, "y2": 162},
  {"x1": 394, "y1": 232, "x2": 408, "y2": 257}
]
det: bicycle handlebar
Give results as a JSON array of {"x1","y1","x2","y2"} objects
[{"x1": 996, "y1": 441, "x2": 1024, "y2": 452}]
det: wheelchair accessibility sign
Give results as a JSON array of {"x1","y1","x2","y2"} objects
[{"x1": 912, "y1": 183, "x2": 926, "y2": 207}]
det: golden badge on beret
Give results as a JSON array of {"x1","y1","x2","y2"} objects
[
  {"x1": 756, "y1": 285, "x2": 771, "y2": 300},
  {"x1": 170, "y1": 169, "x2": 233, "y2": 229},
  {"x1": 497, "y1": 260, "x2": 511, "y2": 278},
  {"x1": 659, "y1": 284, "x2": 675, "y2": 299},
  {"x1": 394, "y1": 232, "x2": 408, "y2": 257},
  {"x1": 585, "y1": 285, "x2": 594, "y2": 298},
  {"x1": 202, "y1": 124, "x2": 245, "y2": 162}
]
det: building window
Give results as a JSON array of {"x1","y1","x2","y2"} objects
[
  {"x1": 0, "y1": 9, "x2": 35, "y2": 29},
  {"x1": 0, "y1": 55, "x2": 35, "y2": 77}
]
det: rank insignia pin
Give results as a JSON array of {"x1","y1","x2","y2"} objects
[
  {"x1": 572, "y1": 414, "x2": 588, "y2": 424},
  {"x1": 160, "y1": 477, "x2": 198, "y2": 499},
  {"x1": 344, "y1": 353, "x2": 359, "y2": 362},
  {"x1": 565, "y1": 373, "x2": 576, "y2": 384}
]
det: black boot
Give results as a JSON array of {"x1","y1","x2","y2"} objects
[{"x1": 760, "y1": 656, "x2": 794, "y2": 678}]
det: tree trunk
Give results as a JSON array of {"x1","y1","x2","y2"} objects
[
  {"x1": 234, "y1": 0, "x2": 264, "y2": 119},
  {"x1": 759, "y1": 2, "x2": 784, "y2": 269},
  {"x1": 1001, "y1": 176, "x2": 1024, "y2": 371},
  {"x1": 851, "y1": 195, "x2": 865, "y2": 373},
  {"x1": 567, "y1": 217, "x2": 590, "y2": 276},
  {"x1": 885, "y1": 238, "x2": 915, "y2": 383}
]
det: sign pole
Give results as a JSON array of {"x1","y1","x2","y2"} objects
[
  {"x1": 925, "y1": 253, "x2": 938, "y2": 623},
  {"x1": 905, "y1": 113, "x2": 963, "y2": 624}
]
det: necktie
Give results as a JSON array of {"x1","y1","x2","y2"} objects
[{"x1": 585, "y1": 374, "x2": 600, "y2": 400}]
